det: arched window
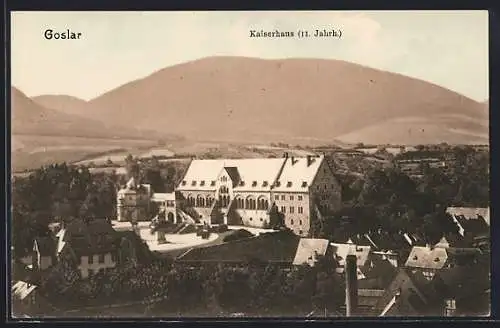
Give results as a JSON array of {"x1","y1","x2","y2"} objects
[
  {"x1": 245, "y1": 199, "x2": 250, "y2": 209},
  {"x1": 264, "y1": 200, "x2": 269, "y2": 209},
  {"x1": 206, "y1": 196, "x2": 211, "y2": 207},
  {"x1": 251, "y1": 199, "x2": 256, "y2": 210}
]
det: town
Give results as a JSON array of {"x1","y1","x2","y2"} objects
[{"x1": 10, "y1": 143, "x2": 490, "y2": 318}]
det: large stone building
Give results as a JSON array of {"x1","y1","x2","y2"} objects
[
  {"x1": 176, "y1": 154, "x2": 342, "y2": 236},
  {"x1": 116, "y1": 154, "x2": 342, "y2": 237}
]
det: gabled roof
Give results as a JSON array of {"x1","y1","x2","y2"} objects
[
  {"x1": 12, "y1": 281, "x2": 37, "y2": 301},
  {"x1": 177, "y1": 158, "x2": 286, "y2": 192},
  {"x1": 272, "y1": 155, "x2": 325, "y2": 192},
  {"x1": 292, "y1": 238, "x2": 330, "y2": 266},
  {"x1": 446, "y1": 207, "x2": 490, "y2": 226},
  {"x1": 405, "y1": 246, "x2": 481, "y2": 270},
  {"x1": 59, "y1": 219, "x2": 118, "y2": 257},
  {"x1": 331, "y1": 243, "x2": 371, "y2": 268},
  {"x1": 33, "y1": 237, "x2": 56, "y2": 256}
]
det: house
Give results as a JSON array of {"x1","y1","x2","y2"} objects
[
  {"x1": 56, "y1": 220, "x2": 119, "y2": 279},
  {"x1": 176, "y1": 154, "x2": 342, "y2": 237},
  {"x1": 330, "y1": 243, "x2": 371, "y2": 279},
  {"x1": 376, "y1": 268, "x2": 442, "y2": 316},
  {"x1": 432, "y1": 265, "x2": 490, "y2": 316},
  {"x1": 446, "y1": 207, "x2": 490, "y2": 240},
  {"x1": 292, "y1": 238, "x2": 331, "y2": 267},
  {"x1": 404, "y1": 245, "x2": 482, "y2": 280},
  {"x1": 116, "y1": 177, "x2": 152, "y2": 222},
  {"x1": 12, "y1": 280, "x2": 38, "y2": 307}
]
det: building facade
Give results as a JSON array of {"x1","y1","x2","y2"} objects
[{"x1": 176, "y1": 154, "x2": 342, "y2": 237}]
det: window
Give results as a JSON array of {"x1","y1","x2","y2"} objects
[
  {"x1": 275, "y1": 181, "x2": 281, "y2": 187},
  {"x1": 250, "y1": 217, "x2": 253, "y2": 221},
  {"x1": 88, "y1": 269, "x2": 94, "y2": 277},
  {"x1": 182, "y1": 181, "x2": 187, "y2": 186},
  {"x1": 275, "y1": 195, "x2": 279, "y2": 201},
  {"x1": 299, "y1": 220, "x2": 302, "y2": 225},
  {"x1": 291, "y1": 219, "x2": 294, "y2": 225},
  {"x1": 290, "y1": 195, "x2": 294, "y2": 201},
  {"x1": 252, "y1": 181, "x2": 257, "y2": 187},
  {"x1": 200, "y1": 180, "x2": 205, "y2": 186},
  {"x1": 263, "y1": 181, "x2": 269, "y2": 187},
  {"x1": 88, "y1": 255, "x2": 94, "y2": 264},
  {"x1": 191, "y1": 181, "x2": 197, "y2": 186},
  {"x1": 290, "y1": 206, "x2": 294, "y2": 213},
  {"x1": 281, "y1": 206, "x2": 286, "y2": 213},
  {"x1": 211, "y1": 181, "x2": 216, "y2": 186},
  {"x1": 299, "y1": 230, "x2": 303, "y2": 235},
  {"x1": 445, "y1": 299, "x2": 456, "y2": 316},
  {"x1": 298, "y1": 195, "x2": 303, "y2": 201},
  {"x1": 287, "y1": 181, "x2": 292, "y2": 187},
  {"x1": 98, "y1": 254, "x2": 105, "y2": 264},
  {"x1": 240, "y1": 181, "x2": 245, "y2": 186},
  {"x1": 260, "y1": 218, "x2": 263, "y2": 221},
  {"x1": 302, "y1": 181, "x2": 307, "y2": 187},
  {"x1": 281, "y1": 195, "x2": 285, "y2": 201}
]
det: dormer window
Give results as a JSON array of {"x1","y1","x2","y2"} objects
[
  {"x1": 276, "y1": 181, "x2": 281, "y2": 187},
  {"x1": 210, "y1": 181, "x2": 216, "y2": 186},
  {"x1": 263, "y1": 181, "x2": 269, "y2": 187},
  {"x1": 302, "y1": 181, "x2": 307, "y2": 187},
  {"x1": 252, "y1": 181, "x2": 257, "y2": 187},
  {"x1": 240, "y1": 181, "x2": 245, "y2": 186},
  {"x1": 434, "y1": 257, "x2": 440, "y2": 262},
  {"x1": 413, "y1": 255, "x2": 418, "y2": 260},
  {"x1": 200, "y1": 180, "x2": 205, "y2": 186},
  {"x1": 191, "y1": 181, "x2": 197, "y2": 186},
  {"x1": 182, "y1": 181, "x2": 187, "y2": 186},
  {"x1": 287, "y1": 181, "x2": 292, "y2": 187}
]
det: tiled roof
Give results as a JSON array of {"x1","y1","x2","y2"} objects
[
  {"x1": 272, "y1": 156, "x2": 325, "y2": 192},
  {"x1": 12, "y1": 281, "x2": 37, "y2": 301},
  {"x1": 59, "y1": 219, "x2": 118, "y2": 257},
  {"x1": 177, "y1": 158, "x2": 287, "y2": 192},
  {"x1": 446, "y1": 207, "x2": 490, "y2": 226},
  {"x1": 331, "y1": 243, "x2": 371, "y2": 268},
  {"x1": 404, "y1": 246, "x2": 481, "y2": 270},
  {"x1": 292, "y1": 238, "x2": 330, "y2": 266},
  {"x1": 33, "y1": 237, "x2": 56, "y2": 256},
  {"x1": 176, "y1": 231, "x2": 300, "y2": 264}
]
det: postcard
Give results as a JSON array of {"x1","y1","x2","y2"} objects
[{"x1": 9, "y1": 10, "x2": 490, "y2": 319}]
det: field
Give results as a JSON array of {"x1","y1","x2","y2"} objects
[
  {"x1": 11, "y1": 134, "x2": 320, "y2": 174},
  {"x1": 11, "y1": 134, "x2": 159, "y2": 172}
]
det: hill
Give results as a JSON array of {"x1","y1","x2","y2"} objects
[
  {"x1": 59, "y1": 56, "x2": 489, "y2": 146},
  {"x1": 32, "y1": 94, "x2": 89, "y2": 117}
]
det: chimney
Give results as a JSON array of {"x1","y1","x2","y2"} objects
[
  {"x1": 345, "y1": 254, "x2": 358, "y2": 317},
  {"x1": 291, "y1": 156, "x2": 295, "y2": 165}
]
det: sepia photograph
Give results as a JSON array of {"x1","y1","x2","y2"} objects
[{"x1": 9, "y1": 10, "x2": 490, "y2": 319}]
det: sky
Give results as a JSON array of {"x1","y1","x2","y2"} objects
[{"x1": 11, "y1": 10, "x2": 489, "y2": 102}]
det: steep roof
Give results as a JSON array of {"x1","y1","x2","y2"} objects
[
  {"x1": 12, "y1": 281, "x2": 37, "y2": 301},
  {"x1": 33, "y1": 237, "x2": 56, "y2": 256},
  {"x1": 292, "y1": 238, "x2": 330, "y2": 266},
  {"x1": 59, "y1": 219, "x2": 118, "y2": 257},
  {"x1": 331, "y1": 243, "x2": 371, "y2": 268},
  {"x1": 176, "y1": 231, "x2": 300, "y2": 264},
  {"x1": 177, "y1": 158, "x2": 287, "y2": 192},
  {"x1": 272, "y1": 155, "x2": 325, "y2": 192},
  {"x1": 446, "y1": 207, "x2": 490, "y2": 226},
  {"x1": 405, "y1": 246, "x2": 481, "y2": 270}
]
